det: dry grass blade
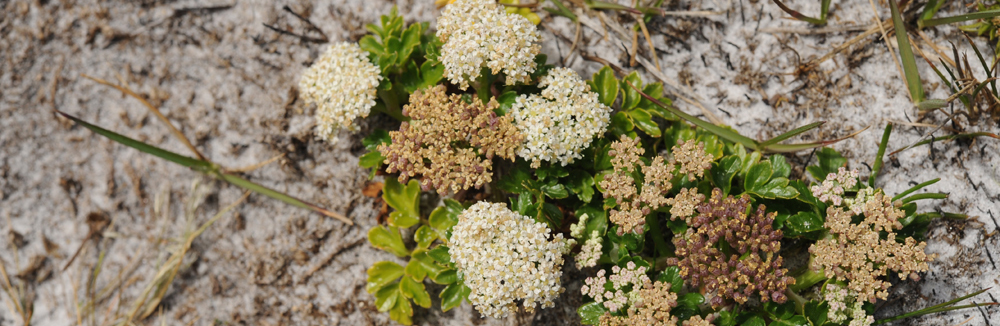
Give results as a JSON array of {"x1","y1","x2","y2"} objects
[
  {"x1": 122, "y1": 190, "x2": 250, "y2": 323},
  {"x1": 635, "y1": 15, "x2": 659, "y2": 71},
  {"x1": 81, "y1": 74, "x2": 206, "y2": 161},
  {"x1": 0, "y1": 256, "x2": 33, "y2": 325},
  {"x1": 225, "y1": 153, "x2": 285, "y2": 173}
]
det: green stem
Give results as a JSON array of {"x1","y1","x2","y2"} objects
[
  {"x1": 473, "y1": 69, "x2": 498, "y2": 104},
  {"x1": 785, "y1": 287, "x2": 809, "y2": 314},
  {"x1": 790, "y1": 253, "x2": 828, "y2": 293},
  {"x1": 646, "y1": 213, "x2": 669, "y2": 258}
]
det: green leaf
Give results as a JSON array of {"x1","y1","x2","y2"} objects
[
  {"x1": 750, "y1": 177, "x2": 798, "y2": 199},
  {"x1": 576, "y1": 204, "x2": 608, "y2": 239},
  {"x1": 389, "y1": 295, "x2": 413, "y2": 325},
  {"x1": 414, "y1": 225, "x2": 437, "y2": 249},
  {"x1": 578, "y1": 302, "x2": 608, "y2": 325},
  {"x1": 711, "y1": 155, "x2": 741, "y2": 196},
  {"x1": 495, "y1": 91, "x2": 519, "y2": 115},
  {"x1": 769, "y1": 316, "x2": 809, "y2": 326},
  {"x1": 375, "y1": 282, "x2": 400, "y2": 312},
  {"x1": 400, "y1": 276, "x2": 431, "y2": 308},
  {"x1": 610, "y1": 111, "x2": 634, "y2": 137},
  {"x1": 540, "y1": 202, "x2": 564, "y2": 228},
  {"x1": 399, "y1": 24, "x2": 421, "y2": 61},
  {"x1": 428, "y1": 199, "x2": 463, "y2": 235},
  {"x1": 745, "y1": 161, "x2": 774, "y2": 193},
  {"x1": 566, "y1": 170, "x2": 596, "y2": 203},
  {"x1": 383, "y1": 178, "x2": 421, "y2": 228},
  {"x1": 742, "y1": 316, "x2": 766, "y2": 326},
  {"x1": 629, "y1": 108, "x2": 661, "y2": 137},
  {"x1": 440, "y1": 282, "x2": 470, "y2": 312},
  {"x1": 620, "y1": 71, "x2": 643, "y2": 110},
  {"x1": 359, "y1": 35, "x2": 384, "y2": 55},
  {"x1": 400, "y1": 61, "x2": 421, "y2": 93},
  {"x1": 427, "y1": 245, "x2": 451, "y2": 265},
  {"x1": 790, "y1": 180, "x2": 818, "y2": 206},
  {"x1": 359, "y1": 151, "x2": 385, "y2": 169},
  {"x1": 513, "y1": 192, "x2": 539, "y2": 217},
  {"x1": 769, "y1": 155, "x2": 792, "y2": 178},
  {"x1": 430, "y1": 268, "x2": 458, "y2": 284},
  {"x1": 418, "y1": 60, "x2": 444, "y2": 90},
  {"x1": 410, "y1": 250, "x2": 445, "y2": 277},
  {"x1": 657, "y1": 266, "x2": 684, "y2": 293},
  {"x1": 759, "y1": 121, "x2": 825, "y2": 148},
  {"x1": 496, "y1": 161, "x2": 533, "y2": 193},
  {"x1": 807, "y1": 147, "x2": 846, "y2": 181},
  {"x1": 784, "y1": 211, "x2": 824, "y2": 237},
  {"x1": 405, "y1": 257, "x2": 429, "y2": 280},
  {"x1": 366, "y1": 261, "x2": 404, "y2": 293},
  {"x1": 889, "y1": 0, "x2": 925, "y2": 103},
  {"x1": 363, "y1": 129, "x2": 391, "y2": 150},
  {"x1": 541, "y1": 183, "x2": 569, "y2": 199},
  {"x1": 589, "y1": 66, "x2": 619, "y2": 107},
  {"x1": 740, "y1": 151, "x2": 762, "y2": 176},
  {"x1": 58, "y1": 111, "x2": 211, "y2": 170},
  {"x1": 764, "y1": 301, "x2": 796, "y2": 320},
  {"x1": 537, "y1": 164, "x2": 569, "y2": 180},
  {"x1": 805, "y1": 301, "x2": 830, "y2": 326},
  {"x1": 368, "y1": 226, "x2": 409, "y2": 257},
  {"x1": 673, "y1": 292, "x2": 704, "y2": 319}
]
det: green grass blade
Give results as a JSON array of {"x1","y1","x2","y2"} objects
[
  {"x1": 772, "y1": 0, "x2": 827, "y2": 25},
  {"x1": 626, "y1": 80, "x2": 760, "y2": 150},
  {"x1": 920, "y1": 9, "x2": 1000, "y2": 28},
  {"x1": 890, "y1": 0, "x2": 926, "y2": 104},
  {"x1": 919, "y1": 0, "x2": 944, "y2": 23},
  {"x1": 890, "y1": 132, "x2": 1000, "y2": 155},
  {"x1": 869, "y1": 123, "x2": 893, "y2": 187},
  {"x1": 900, "y1": 192, "x2": 948, "y2": 204},
  {"x1": 216, "y1": 172, "x2": 353, "y2": 225},
  {"x1": 58, "y1": 111, "x2": 212, "y2": 170},
  {"x1": 963, "y1": 34, "x2": 999, "y2": 99},
  {"x1": 875, "y1": 288, "x2": 995, "y2": 324},
  {"x1": 892, "y1": 178, "x2": 941, "y2": 201},
  {"x1": 762, "y1": 124, "x2": 870, "y2": 153},
  {"x1": 759, "y1": 121, "x2": 825, "y2": 148}
]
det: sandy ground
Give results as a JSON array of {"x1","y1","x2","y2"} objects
[{"x1": 1, "y1": 0, "x2": 998, "y2": 325}]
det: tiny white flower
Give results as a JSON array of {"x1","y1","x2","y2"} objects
[{"x1": 298, "y1": 42, "x2": 382, "y2": 143}]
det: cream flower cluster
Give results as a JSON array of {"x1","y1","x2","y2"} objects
[
  {"x1": 510, "y1": 67, "x2": 612, "y2": 168},
  {"x1": 449, "y1": 202, "x2": 570, "y2": 318},
  {"x1": 811, "y1": 167, "x2": 859, "y2": 206},
  {"x1": 824, "y1": 283, "x2": 874, "y2": 326},
  {"x1": 581, "y1": 261, "x2": 650, "y2": 312},
  {"x1": 298, "y1": 42, "x2": 382, "y2": 143},
  {"x1": 436, "y1": 0, "x2": 540, "y2": 89},
  {"x1": 576, "y1": 231, "x2": 602, "y2": 269}
]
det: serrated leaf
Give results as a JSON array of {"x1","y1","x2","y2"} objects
[
  {"x1": 566, "y1": 170, "x2": 596, "y2": 203},
  {"x1": 375, "y1": 282, "x2": 400, "y2": 312},
  {"x1": 620, "y1": 71, "x2": 643, "y2": 110},
  {"x1": 629, "y1": 108, "x2": 661, "y2": 137},
  {"x1": 440, "y1": 282, "x2": 470, "y2": 312},
  {"x1": 363, "y1": 129, "x2": 391, "y2": 150},
  {"x1": 414, "y1": 225, "x2": 437, "y2": 249},
  {"x1": 784, "y1": 211, "x2": 824, "y2": 236},
  {"x1": 404, "y1": 257, "x2": 429, "y2": 280},
  {"x1": 430, "y1": 269, "x2": 458, "y2": 284},
  {"x1": 383, "y1": 178, "x2": 420, "y2": 228},
  {"x1": 541, "y1": 183, "x2": 569, "y2": 199},
  {"x1": 750, "y1": 177, "x2": 798, "y2": 199},
  {"x1": 769, "y1": 155, "x2": 792, "y2": 178},
  {"x1": 590, "y1": 66, "x2": 619, "y2": 107},
  {"x1": 368, "y1": 226, "x2": 409, "y2": 257},
  {"x1": 410, "y1": 250, "x2": 445, "y2": 277},
  {"x1": 540, "y1": 202, "x2": 563, "y2": 228},
  {"x1": 400, "y1": 276, "x2": 431, "y2": 308},
  {"x1": 367, "y1": 261, "x2": 404, "y2": 293},
  {"x1": 611, "y1": 111, "x2": 634, "y2": 137},
  {"x1": 740, "y1": 151, "x2": 762, "y2": 176},
  {"x1": 657, "y1": 266, "x2": 684, "y2": 293},
  {"x1": 578, "y1": 302, "x2": 608, "y2": 325},
  {"x1": 742, "y1": 316, "x2": 766, "y2": 326},
  {"x1": 764, "y1": 301, "x2": 796, "y2": 320},
  {"x1": 807, "y1": 147, "x2": 847, "y2": 181},
  {"x1": 711, "y1": 155, "x2": 740, "y2": 196},
  {"x1": 359, "y1": 35, "x2": 384, "y2": 55},
  {"x1": 389, "y1": 295, "x2": 413, "y2": 325},
  {"x1": 745, "y1": 161, "x2": 774, "y2": 193}
]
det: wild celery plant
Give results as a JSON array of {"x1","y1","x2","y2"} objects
[{"x1": 300, "y1": 3, "x2": 998, "y2": 325}]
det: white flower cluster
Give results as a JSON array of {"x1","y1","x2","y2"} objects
[
  {"x1": 510, "y1": 67, "x2": 612, "y2": 168},
  {"x1": 576, "y1": 231, "x2": 602, "y2": 269},
  {"x1": 811, "y1": 167, "x2": 859, "y2": 206},
  {"x1": 298, "y1": 42, "x2": 382, "y2": 143},
  {"x1": 449, "y1": 202, "x2": 570, "y2": 318},
  {"x1": 824, "y1": 283, "x2": 874, "y2": 326},
  {"x1": 436, "y1": 0, "x2": 540, "y2": 90}
]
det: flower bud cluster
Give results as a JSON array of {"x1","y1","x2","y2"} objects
[
  {"x1": 665, "y1": 187, "x2": 704, "y2": 223},
  {"x1": 810, "y1": 190, "x2": 933, "y2": 302},
  {"x1": 670, "y1": 140, "x2": 713, "y2": 181},
  {"x1": 581, "y1": 261, "x2": 650, "y2": 313},
  {"x1": 600, "y1": 135, "x2": 674, "y2": 235},
  {"x1": 823, "y1": 283, "x2": 874, "y2": 326},
  {"x1": 810, "y1": 167, "x2": 859, "y2": 206},
  {"x1": 378, "y1": 86, "x2": 523, "y2": 193},
  {"x1": 576, "y1": 230, "x2": 603, "y2": 269},
  {"x1": 672, "y1": 188, "x2": 793, "y2": 307},
  {"x1": 298, "y1": 42, "x2": 382, "y2": 143},
  {"x1": 436, "y1": 0, "x2": 540, "y2": 89},
  {"x1": 510, "y1": 67, "x2": 611, "y2": 168},
  {"x1": 449, "y1": 202, "x2": 569, "y2": 318}
]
